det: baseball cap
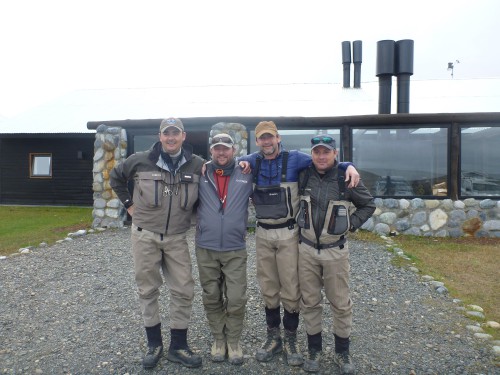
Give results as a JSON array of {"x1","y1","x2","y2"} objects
[
  {"x1": 160, "y1": 117, "x2": 184, "y2": 133},
  {"x1": 255, "y1": 121, "x2": 278, "y2": 138},
  {"x1": 210, "y1": 133, "x2": 234, "y2": 149},
  {"x1": 311, "y1": 136, "x2": 336, "y2": 150}
]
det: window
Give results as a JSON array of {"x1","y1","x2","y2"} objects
[
  {"x1": 461, "y1": 126, "x2": 500, "y2": 197},
  {"x1": 30, "y1": 153, "x2": 52, "y2": 178},
  {"x1": 353, "y1": 127, "x2": 448, "y2": 197}
]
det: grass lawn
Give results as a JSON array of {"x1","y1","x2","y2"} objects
[
  {"x1": 0, "y1": 206, "x2": 93, "y2": 255},
  {"x1": 352, "y1": 230, "x2": 500, "y2": 340}
]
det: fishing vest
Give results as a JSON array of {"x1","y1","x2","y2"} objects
[
  {"x1": 252, "y1": 151, "x2": 299, "y2": 229},
  {"x1": 297, "y1": 168, "x2": 351, "y2": 251}
]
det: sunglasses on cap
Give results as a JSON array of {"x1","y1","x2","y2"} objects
[
  {"x1": 211, "y1": 136, "x2": 233, "y2": 144},
  {"x1": 311, "y1": 136, "x2": 335, "y2": 145}
]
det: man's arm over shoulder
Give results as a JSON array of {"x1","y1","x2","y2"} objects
[
  {"x1": 292, "y1": 150, "x2": 313, "y2": 171},
  {"x1": 236, "y1": 152, "x2": 257, "y2": 167}
]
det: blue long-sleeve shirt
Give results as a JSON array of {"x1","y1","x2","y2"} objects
[{"x1": 238, "y1": 146, "x2": 353, "y2": 185}]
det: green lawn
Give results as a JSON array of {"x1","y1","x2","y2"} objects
[{"x1": 0, "y1": 206, "x2": 93, "y2": 255}]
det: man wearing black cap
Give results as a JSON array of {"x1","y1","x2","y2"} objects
[
  {"x1": 110, "y1": 117, "x2": 203, "y2": 369},
  {"x1": 297, "y1": 136, "x2": 375, "y2": 374},
  {"x1": 195, "y1": 133, "x2": 254, "y2": 365},
  {"x1": 238, "y1": 121, "x2": 360, "y2": 367}
]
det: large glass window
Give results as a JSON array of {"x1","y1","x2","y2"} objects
[
  {"x1": 134, "y1": 135, "x2": 158, "y2": 152},
  {"x1": 353, "y1": 127, "x2": 448, "y2": 197},
  {"x1": 249, "y1": 129, "x2": 343, "y2": 160},
  {"x1": 461, "y1": 126, "x2": 500, "y2": 197},
  {"x1": 30, "y1": 153, "x2": 52, "y2": 178}
]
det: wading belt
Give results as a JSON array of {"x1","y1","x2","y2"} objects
[
  {"x1": 299, "y1": 234, "x2": 346, "y2": 251},
  {"x1": 257, "y1": 218, "x2": 296, "y2": 230}
]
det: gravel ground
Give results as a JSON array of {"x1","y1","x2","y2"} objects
[{"x1": 1, "y1": 227, "x2": 498, "y2": 375}]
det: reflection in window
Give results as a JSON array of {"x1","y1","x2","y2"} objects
[
  {"x1": 30, "y1": 153, "x2": 52, "y2": 178},
  {"x1": 461, "y1": 126, "x2": 500, "y2": 197},
  {"x1": 249, "y1": 129, "x2": 343, "y2": 160},
  {"x1": 353, "y1": 127, "x2": 448, "y2": 197}
]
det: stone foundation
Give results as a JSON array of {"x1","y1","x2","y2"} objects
[
  {"x1": 362, "y1": 198, "x2": 500, "y2": 238},
  {"x1": 91, "y1": 125, "x2": 500, "y2": 238}
]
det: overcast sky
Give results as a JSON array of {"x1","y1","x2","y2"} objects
[{"x1": 0, "y1": 0, "x2": 499, "y2": 118}]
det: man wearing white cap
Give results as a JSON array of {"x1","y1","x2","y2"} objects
[
  {"x1": 195, "y1": 133, "x2": 254, "y2": 365},
  {"x1": 110, "y1": 117, "x2": 203, "y2": 369}
]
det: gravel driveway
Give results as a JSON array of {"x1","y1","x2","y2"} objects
[{"x1": 0, "y1": 227, "x2": 497, "y2": 374}]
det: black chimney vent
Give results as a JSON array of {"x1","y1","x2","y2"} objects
[
  {"x1": 395, "y1": 39, "x2": 414, "y2": 113},
  {"x1": 341, "y1": 41, "x2": 351, "y2": 88},
  {"x1": 376, "y1": 40, "x2": 396, "y2": 114},
  {"x1": 353, "y1": 40, "x2": 362, "y2": 88}
]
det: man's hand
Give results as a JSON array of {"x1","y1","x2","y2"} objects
[
  {"x1": 127, "y1": 206, "x2": 134, "y2": 216},
  {"x1": 345, "y1": 165, "x2": 360, "y2": 188},
  {"x1": 239, "y1": 161, "x2": 251, "y2": 174},
  {"x1": 201, "y1": 162, "x2": 207, "y2": 176}
]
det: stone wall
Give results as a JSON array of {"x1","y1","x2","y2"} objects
[
  {"x1": 209, "y1": 122, "x2": 248, "y2": 158},
  {"x1": 91, "y1": 125, "x2": 127, "y2": 228},
  {"x1": 361, "y1": 198, "x2": 500, "y2": 238}
]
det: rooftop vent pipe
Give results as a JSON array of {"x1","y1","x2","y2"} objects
[
  {"x1": 395, "y1": 39, "x2": 414, "y2": 113},
  {"x1": 341, "y1": 41, "x2": 351, "y2": 88},
  {"x1": 353, "y1": 40, "x2": 362, "y2": 88},
  {"x1": 376, "y1": 40, "x2": 395, "y2": 114}
]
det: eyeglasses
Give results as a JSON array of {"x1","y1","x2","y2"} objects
[
  {"x1": 311, "y1": 136, "x2": 335, "y2": 145},
  {"x1": 211, "y1": 136, "x2": 233, "y2": 145}
]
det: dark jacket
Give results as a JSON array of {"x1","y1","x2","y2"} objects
[
  {"x1": 196, "y1": 163, "x2": 254, "y2": 251},
  {"x1": 109, "y1": 142, "x2": 204, "y2": 235},
  {"x1": 298, "y1": 161, "x2": 375, "y2": 247}
]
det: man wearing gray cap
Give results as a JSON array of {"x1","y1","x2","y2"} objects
[
  {"x1": 110, "y1": 117, "x2": 203, "y2": 369},
  {"x1": 297, "y1": 135, "x2": 375, "y2": 374},
  {"x1": 195, "y1": 133, "x2": 254, "y2": 365}
]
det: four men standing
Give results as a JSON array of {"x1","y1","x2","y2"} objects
[{"x1": 111, "y1": 118, "x2": 371, "y2": 374}]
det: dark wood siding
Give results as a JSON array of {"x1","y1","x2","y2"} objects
[{"x1": 0, "y1": 135, "x2": 94, "y2": 206}]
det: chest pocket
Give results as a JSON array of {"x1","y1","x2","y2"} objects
[
  {"x1": 179, "y1": 172, "x2": 200, "y2": 210},
  {"x1": 135, "y1": 172, "x2": 164, "y2": 208},
  {"x1": 324, "y1": 201, "x2": 351, "y2": 236},
  {"x1": 253, "y1": 184, "x2": 289, "y2": 219}
]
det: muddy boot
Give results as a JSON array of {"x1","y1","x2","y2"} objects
[{"x1": 255, "y1": 327, "x2": 282, "y2": 362}]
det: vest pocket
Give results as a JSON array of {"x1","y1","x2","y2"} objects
[
  {"x1": 252, "y1": 185, "x2": 288, "y2": 219},
  {"x1": 297, "y1": 199, "x2": 310, "y2": 229},
  {"x1": 327, "y1": 204, "x2": 350, "y2": 235},
  {"x1": 135, "y1": 172, "x2": 164, "y2": 208},
  {"x1": 179, "y1": 173, "x2": 199, "y2": 210}
]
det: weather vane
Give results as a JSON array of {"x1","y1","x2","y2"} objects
[{"x1": 447, "y1": 60, "x2": 460, "y2": 78}]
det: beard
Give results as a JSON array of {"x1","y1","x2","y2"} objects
[{"x1": 261, "y1": 145, "x2": 276, "y2": 156}]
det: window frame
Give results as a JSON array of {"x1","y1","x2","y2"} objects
[{"x1": 29, "y1": 153, "x2": 53, "y2": 179}]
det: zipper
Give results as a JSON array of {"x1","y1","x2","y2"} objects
[
  {"x1": 154, "y1": 180, "x2": 159, "y2": 207},
  {"x1": 286, "y1": 186, "x2": 293, "y2": 217}
]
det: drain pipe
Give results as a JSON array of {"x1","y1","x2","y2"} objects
[
  {"x1": 395, "y1": 39, "x2": 414, "y2": 113},
  {"x1": 353, "y1": 40, "x2": 362, "y2": 88},
  {"x1": 376, "y1": 40, "x2": 395, "y2": 114},
  {"x1": 341, "y1": 41, "x2": 351, "y2": 88}
]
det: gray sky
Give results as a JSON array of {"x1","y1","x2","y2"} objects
[{"x1": 1, "y1": 0, "x2": 499, "y2": 118}]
